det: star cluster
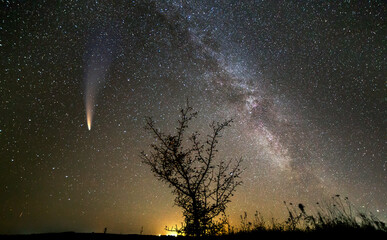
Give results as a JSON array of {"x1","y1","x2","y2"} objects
[{"x1": 1, "y1": 0, "x2": 385, "y2": 235}]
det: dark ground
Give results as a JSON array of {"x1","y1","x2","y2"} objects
[
  {"x1": 1, "y1": 230, "x2": 386, "y2": 240},
  {"x1": 0, "y1": 232, "x2": 174, "y2": 240}
]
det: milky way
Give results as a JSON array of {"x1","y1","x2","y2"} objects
[{"x1": 1, "y1": 0, "x2": 386, "y2": 235}]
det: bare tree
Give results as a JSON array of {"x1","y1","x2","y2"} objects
[{"x1": 140, "y1": 103, "x2": 243, "y2": 236}]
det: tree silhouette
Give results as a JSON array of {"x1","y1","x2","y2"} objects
[{"x1": 141, "y1": 103, "x2": 243, "y2": 236}]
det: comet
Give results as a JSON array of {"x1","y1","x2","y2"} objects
[
  {"x1": 85, "y1": 71, "x2": 99, "y2": 131},
  {"x1": 86, "y1": 102, "x2": 93, "y2": 131},
  {"x1": 84, "y1": 65, "x2": 105, "y2": 131},
  {"x1": 87, "y1": 116, "x2": 91, "y2": 130},
  {"x1": 83, "y1": 29, "x2": 117, "y2": 130}
]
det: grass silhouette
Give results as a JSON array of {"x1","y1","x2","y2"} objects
[
  {"x1": 217, "y1": 195, "x2": 386, "y2": 239},
  {"x1": 157, "y1": 195, "x2": 386, "y2": 239},
  {"x1": 1, "y1": 196, "x2": 385, "y2": 239}
]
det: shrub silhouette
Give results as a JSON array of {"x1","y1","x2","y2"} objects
[{"x1": 141, "y1": 102, "x2": 244, "y2": 237}]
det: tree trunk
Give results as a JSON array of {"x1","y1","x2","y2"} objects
[{"x1": 193, "y1": 200, "x2": 200, "y2": 237}]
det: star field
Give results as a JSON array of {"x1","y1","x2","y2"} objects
[{"x1": 1, "y1": 0, "x2": 386, "y2": 235}]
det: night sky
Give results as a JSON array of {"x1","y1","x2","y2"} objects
[{"x1": 1, "y1": 0, "x2": 386, "y2": 235}]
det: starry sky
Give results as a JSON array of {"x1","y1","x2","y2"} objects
[{"x1": 1, "y1": 0, "x2": 386, "y2": 235}]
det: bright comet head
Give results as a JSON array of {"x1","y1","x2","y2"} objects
[{"x1": 87, "y1": 110, "x2": 92, "y2": 130}]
